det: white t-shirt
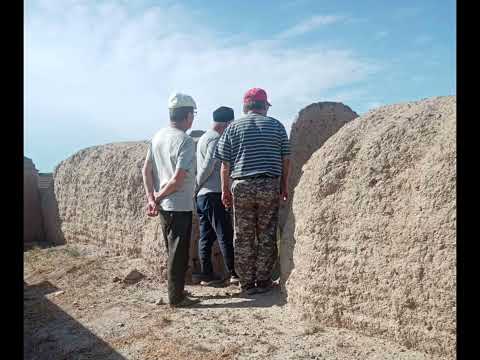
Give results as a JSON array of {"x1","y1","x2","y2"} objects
[{"x1": 147, "y1": 127, "x2": 195, "y2": 211}]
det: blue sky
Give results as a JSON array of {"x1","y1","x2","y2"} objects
[{"x1": 24, "y1": 0, "x2": 456, "y2": 172}]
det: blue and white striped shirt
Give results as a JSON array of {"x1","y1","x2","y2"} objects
[{"x1": 214, "y1": 112, "x2": 291, "y2": 179}]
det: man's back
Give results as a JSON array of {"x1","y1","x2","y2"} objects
[
  {"x1": 150, "y1": 127, "x2": 195, "y2": 211},
  {"x1": 196, "y1": 129, "x2": 222, "y2": 196},
  {"x1": 216, "y1": 113, "x2": 290, "y2": 179}
]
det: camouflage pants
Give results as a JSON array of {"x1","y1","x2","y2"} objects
[{"x1": 231, "y1": 177, "x2": 280, "y2": 288}]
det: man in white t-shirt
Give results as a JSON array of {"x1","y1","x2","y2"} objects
[{"x1": 142, "y1": 92, "x2": 200, "y2": 307}]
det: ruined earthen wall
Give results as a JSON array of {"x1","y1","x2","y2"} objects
[
  {"x1": 279, "y1": 103, "x2": 358, "y2": 230},
  {"x1": 24, "y1": 158, "x2": 44, "y2": 244},
  {"x1": 54, "y1": 142, "x2": 169, "y2": 277},
  {"x1": 282, "y1": 96, "x2": 456, "y2": 358},
  {"x1": 279, "y1": 102, "x2": 358, "y2": 282},
  {"x1": 54, "y1": 138, "x2": 228, "y2": 281},
  {"x1": 38, "y1": 174, "x2": 64, "y2": 245}
]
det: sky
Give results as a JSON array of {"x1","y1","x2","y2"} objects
[{"x1": 24, "y1": 0, "x2": 456, "y2": 173}]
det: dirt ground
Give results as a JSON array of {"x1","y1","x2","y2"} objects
[{"x1": 24, "y1": 243, "x2": 444, "y2": 360}]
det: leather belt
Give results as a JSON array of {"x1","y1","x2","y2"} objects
[{"x1": 234, "y1": 174, "x2": 279, "y2": 180}]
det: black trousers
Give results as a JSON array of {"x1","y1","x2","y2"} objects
[
  {"x1": 196, "y1": 193, "x2": 235, "y2": 276},
  {"x1": 158, "y1": 210, "x2": 192, "y2": 305}
]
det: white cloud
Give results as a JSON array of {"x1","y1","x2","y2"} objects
[
  {"x1": 25, "y1": 1, "x2": 379, "y2": 170},
  {"x1": 276, "y1": 15, "x2": 345, "y2": 39}
]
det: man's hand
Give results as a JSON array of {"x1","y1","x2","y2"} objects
[
  {"x1": 146, "y1": 198, "x2": 159, "y2": 217},
  {"x1": 153, "y1": 191, "x2": 162, "y2": 204},
  {"x1": 280, "y1": 158, "x2": 290, "y2": 202},
  {"x1": 222, "y1": 190, "x2": 233, "y2": 208},
  {"x1": 220, "y1": 162, "x2": 232, "y2": 208},
  {"x1": 143, "y1": 153, "x2": 159, "y2": 216},
  {"x1": 280, "y1": 186, "x2": 288, "y2": 202}
]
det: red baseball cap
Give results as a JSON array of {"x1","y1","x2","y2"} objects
[{"x1": 243, "y1": 88, "x2": 272, "y2": 106}]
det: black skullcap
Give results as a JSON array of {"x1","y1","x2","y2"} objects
[{"x1": 213, "y1": 106, "x2": 234, "y2": 123}]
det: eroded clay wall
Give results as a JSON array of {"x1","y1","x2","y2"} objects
[
  {"x1": 24, "y1": 158, "x2": 44, "y2": 244},
  {"x1": 54, "y1": 138, "x2": 228, "y2": 281},
  {"x1": 282, "y1": 96, "x2": 456, "y2": 358}
]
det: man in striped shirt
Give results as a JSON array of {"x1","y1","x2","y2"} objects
[{"x1": 214, "y1": 88, "x2": 291, "y2": 295}]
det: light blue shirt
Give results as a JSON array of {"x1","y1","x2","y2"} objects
[{"x1": 196, "y1": 129, "x2": 222, "y2": 196}]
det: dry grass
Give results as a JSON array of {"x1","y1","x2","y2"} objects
[
  {"x1": 159, "y1": 315, "x2": 172, "y2": 327},
  {"x1": 112, "y1": 331, "x2": 238, "y2": 360},
  {"x1": 251, "y1": 312, "x2": 266, "y2": 321},
  {"x1": 257, "y1": 339, "x2": 279, "y2": 354},
  {"x1": 63, "y1": 246, "x2": 81, "y2": 257}
]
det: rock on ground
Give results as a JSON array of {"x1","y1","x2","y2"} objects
[
  {"x1": 122, "y1": 269, "x2": 146, "y2": 285},
  {"x1": 282, "y1": 96, "x2": 456, "y2": 358}
]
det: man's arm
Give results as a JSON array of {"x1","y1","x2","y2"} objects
[
  {"x1": 220, "y1": 161, "x2": 232, "y2": 208},
  {"x1": 215, "y1": 129, "x2": 232, "y2": 207},
  {"x1": 280, "y1": 157, "x2": 291, "y2": 201},
  {"x1": 196, "y1": 139, "x2": 218, "y2": 190},
  {"x1": 154, "y1": 169, "x2": 188, "y2": 202},
  {"x1": 155, "y1": 136, "x2": 194, "y2": 202},
  {"x1": 142, "y1": 149, "x2": 158, "y2": 216},
  {"x1": 278, "y1": 122, "x2": 291, "y2": 201}
]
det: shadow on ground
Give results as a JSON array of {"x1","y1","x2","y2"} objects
[
  {"x1": 24, "y1": 280, "x2": 126, "y2": 360},
  {"x1": 189, "y1": 287, "x2": 287, "y2": 309}
]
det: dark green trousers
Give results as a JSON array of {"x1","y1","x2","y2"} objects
[{"x1": 159, "y1": 210, "x2": 192, "y2": 305}]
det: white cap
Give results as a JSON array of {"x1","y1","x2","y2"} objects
[{"x1": 168, "y1": 92, "x2": 197, "y2": 109}]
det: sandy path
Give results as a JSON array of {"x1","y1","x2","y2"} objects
[{"x1": 24, "y1": 244, "x2": 443, "y2": 360}]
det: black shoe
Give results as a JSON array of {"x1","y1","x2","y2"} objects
[
  {"x1": 237, "y1": 286, "x2": 257, "y2": 296},
  {"x1": 244, "y1": 287, "x2": 258, "y2": 295},
  {"x1": 230, "y1": 275, "x2": 240, "y2": 285},
  {"x1": 239, "y1": 283, "x2": 257, "y2": 296},
  {"x1": 198, "y1": 272, "x2": 225, "y2": 286},
  {"x1": 256, "y1": 279, "x2": 273, "y2": 294},
  {"x1": 228, "y1": 270, "x2": 240, "y2": 285},
  {"x1": 170, "y1": 296, "x2": 201, "y2": 308},
  {"x1": 255, "y1": 286, "x2": 272, "y2": 294},
  {"x1": 183, "y1": 290, "x2": 195, "y2": 297},
  {"x1": 192, "y1": 272, "x2": 220, "y2": 283}
]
